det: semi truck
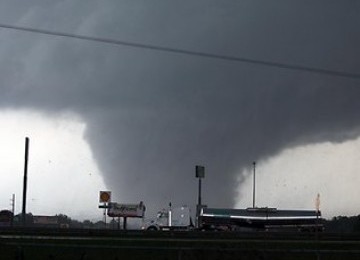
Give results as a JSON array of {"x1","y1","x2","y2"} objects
[{"x1": 142, "y1": 205, "x2": 193, "y2": 231}]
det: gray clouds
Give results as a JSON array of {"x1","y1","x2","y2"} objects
[{"x1": 0, "y1": 0, "x2": 360, "y2": 214}]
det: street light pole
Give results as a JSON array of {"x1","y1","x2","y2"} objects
[
  {"x1": 252, "y1": 161, "x2": 256, "y2": 208},
  {"x1": 195, "y1": 165, "x2": 205, "y2": 228},
  {"x1": 22, "y1": 137, "x2": 30, "y2": 227}
]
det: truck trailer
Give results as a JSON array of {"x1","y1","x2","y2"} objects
[{"x1": 199, "y1": 207, "x2": 323, "y2": 232}]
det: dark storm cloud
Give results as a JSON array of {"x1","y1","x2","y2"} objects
[{"x1": 0, "y1": 0, "x2": 360, "y2": 213}]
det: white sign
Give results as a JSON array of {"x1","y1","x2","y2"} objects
[{"x1": 107, "y1": 202, "x2": 145, "y2": 218}]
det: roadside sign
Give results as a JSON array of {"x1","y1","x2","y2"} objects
[
  {"x1": 107, "y1": 202, "x2": 145, "y2": 218},
  {"x1": 99, "y1": 191, "x2": 111, "y2": 203},
  {"x1": 195, "y1": 165, "x2": 205, "y2": 178}
]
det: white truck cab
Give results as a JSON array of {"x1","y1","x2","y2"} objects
[{"x1": 142, "y1": 205, "x2": 192, "y2": 231}]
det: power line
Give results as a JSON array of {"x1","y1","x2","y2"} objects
[{"x1": 0, "y1": 23, "x2": 360, "y2": 80}]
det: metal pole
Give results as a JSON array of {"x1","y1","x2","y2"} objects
[
  {"x1": 196, "y1": 177, "x2": 202, "y2": 228},
  {"x1": 168, "y1": 202, "x2": 172, "y2": 227},
  {"x1": 123, "y1": 217, "x2": 127, "y2": 230},
  {"x1": 252, "y1": 161, "x2": 256, "y2": 208},
  {"x1": 198, "y1": 178, "x2": 202, "y2": 207},
  {"x1": 195, "y1": 165, "x2": 205, "y2": 228},
  {"x1": 22, "y1": 137, "x2": 30, "y2": 226},
  {"x1": 103, "y1": 203, "x2": 107, "y2": 228}
]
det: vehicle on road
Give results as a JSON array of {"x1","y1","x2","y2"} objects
[
  {"x1": 142, "y1": 205, "x2": 193, "y2": 231},
  {"x1": 199, "y1": 207, "x2": 323, "y2": 232}
]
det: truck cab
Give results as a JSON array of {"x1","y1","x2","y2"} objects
[{"x1": 142, "y1": 206, "x2": 193, "y2": 231}]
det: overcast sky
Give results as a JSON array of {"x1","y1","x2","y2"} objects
[{"x1": 0, "y1": 0, "x2": 360, "y2": 220}]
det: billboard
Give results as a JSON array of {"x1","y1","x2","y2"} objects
[
  {"x1": 33, "y1": 216, "x2": 59, "y2": 225},
  {"x1": 107, "y1": 202, "x2": 145, "y2": 218}
]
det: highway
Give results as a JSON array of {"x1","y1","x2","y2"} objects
[{"x1": 1, "y1": 228, "x2": 360, "y2": 259}]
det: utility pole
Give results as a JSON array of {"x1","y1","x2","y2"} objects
[
  {"x1": 252, "y1": 161, "x2": 256, "y2": 208},
  {"x1": 22, "y1": 137, "x2": 30, "y2": 227}
]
